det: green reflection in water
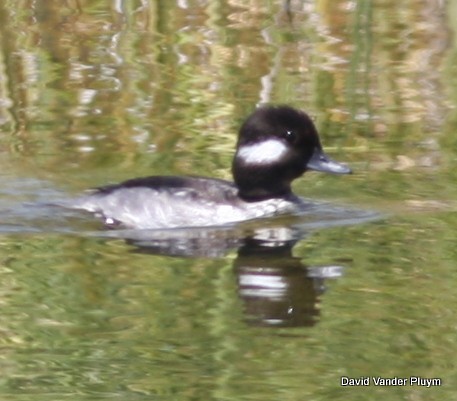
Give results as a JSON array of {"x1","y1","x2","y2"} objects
[{"x1": 0, "y1": 211, "x2": 456, "y2": 400}]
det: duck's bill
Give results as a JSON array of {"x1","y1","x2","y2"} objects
[{"x1": 306, "y1": 147, "x2": 352, "y2": 174}]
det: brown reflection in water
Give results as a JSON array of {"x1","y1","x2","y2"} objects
[{"x1": 0, "y1": 0, "x2": 453, "y2": 199}]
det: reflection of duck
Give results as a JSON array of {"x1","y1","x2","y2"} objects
[
  {"x1": 234, "y1": 238, "x2": 343, "y2": 328},
  {"x1": 67, "y1": 106, "x2": 351, "y2": 229},
  {"x1": 127, "y1": 229, "x2": 344, "y2": 328}
]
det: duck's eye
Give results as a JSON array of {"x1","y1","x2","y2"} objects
[{"x1": 284, "y1": 130, "x2": 297, "y2": 143}]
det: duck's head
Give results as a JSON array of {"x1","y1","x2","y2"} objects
[{"x1": 232, "y1": 105, "x2": 351, "y2": 200}]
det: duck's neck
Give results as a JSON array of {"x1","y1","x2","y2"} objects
[
  {"x1": 237, "y1": 187, "x2": 292, "y2": 202},
  {"x1": 232, "y1": 164, "x2": 293, "y2": 201}
]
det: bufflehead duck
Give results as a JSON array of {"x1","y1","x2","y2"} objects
[{"x1": 69, "y1": 106, "x2": 351, "y2": 229}]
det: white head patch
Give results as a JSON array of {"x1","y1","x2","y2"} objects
[{"x1": 237, "y1": 139, "x2": 288, "y2": 165}]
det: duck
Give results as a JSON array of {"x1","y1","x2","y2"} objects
[{"x1": 67, "y1": 105, "x2": 351, "y2": 229}]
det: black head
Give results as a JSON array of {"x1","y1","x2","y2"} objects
[{"x1": 232, "y1": 105, "x2": 351, "y2": 200}]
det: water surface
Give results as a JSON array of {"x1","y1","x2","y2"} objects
[{"x1": 0, "y1": 1, "x2": 456, "y2": 400}]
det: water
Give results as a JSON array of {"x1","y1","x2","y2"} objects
[{"x1": 0, "y1": 0, "x2": 457, "y2": 400}]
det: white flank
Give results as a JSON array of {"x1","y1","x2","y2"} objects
[{"x1": 237, "y1": 139, "x2": 288, "y2": 164}]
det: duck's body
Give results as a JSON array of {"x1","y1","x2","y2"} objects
[
  {"x1": 72, "y1": 175, "x2": 304, "y2": 229},
  {"x1": 68, "y1": 106, "x2": 351, "y2": 229}
]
